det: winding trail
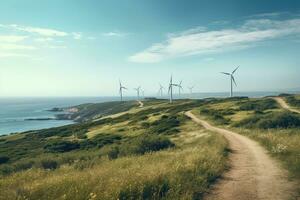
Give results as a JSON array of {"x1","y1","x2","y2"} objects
[
  {"x1": 273, "y1": 97, "x2": 300, "y2": 114},
  {"x1": 137, "y1": 100, "x2": 144, "y2": 108},
  {"x1": 185, "y1": 111, "x2": 296, "y2": 200}
]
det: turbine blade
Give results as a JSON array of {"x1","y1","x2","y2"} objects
[
  {"x1": 232, "y1": 76, "x2": 237, "y2": 86},
  {"x1": 221, "y1": 72, "x2": 230, "y2": 75},
  {"x1": 232, "y1": 66, "x2": 239, "y2": 74}
]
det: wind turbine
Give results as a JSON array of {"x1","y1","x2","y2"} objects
[
  {"x1": 134, "y1": 86, "x2": 141, "y2": 100},
  {"x1": 176, "y1": 80, "x2": 183, "y2": 97},
  {"x1": 141, "y1": 90, "x2": 145, "y2": 99},
  {"x1": 168, "y1": 75, "x2": 178, "y2": 103},
  {"x1": 221, "y1": 66, "x2": 239, "y2": 97},
  {"x1": 119, "y1": 80, "x2": 127, "y2": 101},
  {"x1": 188, "y1": 86, "x2": 194, "y2": 94},
  {"x1": 158, "y1": 84, "x2": 164, "y2": 97}
]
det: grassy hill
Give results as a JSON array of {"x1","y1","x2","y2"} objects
[
  {"x1": 0, "y1": 99, "x2": 229, "y2": 200},
  {"x1": 0, "y1": 96, "x2": 300, "y2": 199}
]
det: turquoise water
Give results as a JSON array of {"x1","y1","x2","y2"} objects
[
  {"x1": 0, "y1": 97, "x2": 123, "y2": 135},
  {"x1": 0, "y1": 92, "x2": 298, "y2": 135}
]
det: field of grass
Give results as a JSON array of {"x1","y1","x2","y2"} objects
[
  {"x1": 0, "y1": 99, "x2": 229, "y2": 200},
  {"x1": 193, "y1": 95, "x2": 300, "y2": 194}
]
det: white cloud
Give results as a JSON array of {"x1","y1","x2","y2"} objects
[
  {"x1": 7, "y1": 24, "x2": 68, "y2": 37},
  {"x1": 0, "y1": 35, "x2": 27, "y2": 43},
  {"x1": 102, "y1": 31, "x2": 127, "y2": 37},
  {"x1": 47, "y1": 45, "x2": 67, "y2": 49},
  {"x1": 34, "y1": 37, "x2": 54, "y2": 42},
  {"x1": 129, "y1": 18, "x2": 300, "y2": 63},
  {"x1": 72, "y1": 32, "x2": 82, "y2": 40},
  {"x1": 248, "y1": 12, "x2": 286, "y2": 18},
  {"x1": 0, "y1": 43, "x2": 36, "y2": 50}
]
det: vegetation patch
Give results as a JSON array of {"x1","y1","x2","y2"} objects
[
  {"x1": 44, "y1": 141, "x2": 80, "y2": 153},
  {"x1": 200, "y1": 108, "x2": 230, "y2": 125},
  {"x1": 237, "y1": 98, "x2": 278, "y2": 111},
  {"x1": 235, "y1": 111, "x2": 300, "y2": 129}
]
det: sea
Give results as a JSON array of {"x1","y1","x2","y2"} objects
[{"x1": 0, "y1": 91, "x2": 298, "y2": 136}]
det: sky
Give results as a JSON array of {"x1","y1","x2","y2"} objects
[{"x1": 0, "y1": 0, "x2": 300, "y2": 97}]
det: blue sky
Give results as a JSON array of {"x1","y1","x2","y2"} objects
[{"x1": 0, "y1": 0, "x2": 299, "y2": 97}]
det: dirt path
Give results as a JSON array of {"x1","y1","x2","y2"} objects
[
  {"x1": 273, "y1": 97, "x2": 300, "y2": 114},
  {"x1": 185, "y1": 111, "x2": 296, "y2": 200},
  {"x1": 137, "y1": 100, "x2": 144, "y2": 108}
]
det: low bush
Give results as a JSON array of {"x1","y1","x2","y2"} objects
[
  {"x1": 44, "y1": 141, "x2": 80, "y2": 153},
  {"x1": 150, "y1": 115, "x2": 181, "y2": 134},
  {"x1": 200, "y1": 109, "x2": 230, "y2": 125},
  {"x1": 285, "y1": 96, "x2": 300, "y2": 108},
  {"x1": 235, "y1": 111, "x2": 300, "y2": 129},
  {"x1": 0, "y1": 156, "x2": 9, "y2": 164},
  {"x1": 129, "y1": 135, "x2": 175, "y2": 155},
  {"x1": 238, "y1": 98, "x2": 277, "y2": 111},
  {"x1": 38, "y1": 159, "x2": 58, "y2": 170},
  {"x1": 108, "y1": 135, "x2": 175, "y2": 158},
  {"x1": 107, "y1": 146, "x2": 120, "y2": 160}
]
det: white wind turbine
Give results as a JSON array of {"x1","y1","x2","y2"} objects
[
  {"x1": 119, "y1": 80, "x2": 127, "y2": 101},
  {"x1": 168, "y1": 75, "x2": 178, "y2": 103},
  {"x1": 134, "y1": 86, "x2": 141, "y2": 100},
  {"x1": 141, "y1": 89, "x2": 145, "y2": 99},
  {"x1": 158, "y1": 84, "x2": 164, "y2": 97},
  {"x1": 221, "y1": 66, "x2": 239, "y2": 97},
  {"x1": 176, "y1": 80, "x2": 183, "y2": 97},
  {"x1": 188, "y1": 86, "x2": 194, "y2": 94}
]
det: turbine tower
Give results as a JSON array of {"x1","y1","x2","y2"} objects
[
  {"x1": 158, "y1": 84, "x2": 164, "y2": 97},
  {"x1": 141, "y1": 90, "x2": 145, "y2": 98},
  {"x1": 176, "y1": 80, "x2": 183, "y2": 96},
  {"x1": 134, "y1": 86, "x2": 141, "y2": 100},
  {"x1": 119, "y1": 80, "x2": 127, "y2": 101},
  {"x1": 168, "y1": 75, "x2": 178, "y2": 103},
  {"x1": 188, "y1": 86, "x2": 194, "y2": 94},
  {"x1": 221, "y1": 66, "x2": 239, "y2": 97}
]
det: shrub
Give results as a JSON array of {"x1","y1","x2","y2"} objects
[
  {"x1": 0, "y1": 155, "x2": 9, "y2": 164},
  {"x1": 150, "y1": 115, "x2": 180, "y2": 134},
  {"x1": 238, "y1": 98, "x2": 277, "y2": 111},
  {"x1": 285, "y1": 96, "x2": 300, "y2": 108},
  {"x1": 235, "y1": 111, "x2": 300, "y2": 129},
  {"x1": 44, "y1": 141, "x2": 80, "y2": 153},
  {"x1": 38, "y1": 159, "x2": 58, "y2": 170},
  {"x1": 200, "y1": 109, "x2": 230, "y2": 125},
  {"x1": 257, "y1": 112, "x2": 300, "y2": 129},
  {"x1": 128, "y1": 135, "x2": 175, "y2": 155},
  {"x1": 107, "y1": 146, "x2": 120, "y2": 160}
]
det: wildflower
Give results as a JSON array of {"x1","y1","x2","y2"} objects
[{"x1": 89, "y1": 192, "x2": 97, "y2": 200}]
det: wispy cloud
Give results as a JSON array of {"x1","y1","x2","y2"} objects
[
  {"x1": 102, "y1": 31, "x2": 127, "y2": 37},
  {"x1": 248, "y1": 12, "x2": 287, "y2": 19},
  {"x1": 0, "y1": 24, "x2": 83, "y2": 58},
  {"x1": 129, "y1": 18, "x2": 300, "y2": 63},
  {"x1": 0, "y1": 43, "x2": 36, "y2": 50},
  {"x1": 4, "y1": 24, "x2": 68, "y2": 37},
  {"x1": 72, "y1": 32, "x2": 82, "y2": 40},
  {"x1": 0, "y1": 35, "x2": 27, "y2": 43}
]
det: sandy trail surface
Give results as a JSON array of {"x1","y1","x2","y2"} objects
[
  {"x1": 137, "y1": 100, "x2": 144, "y2": 108},
  {"x1": 273, "y1": 97, "x2": 300, "y2": 114},
  {"x1": 185, "y1": 111, "x2": 297, "y2": 200}
]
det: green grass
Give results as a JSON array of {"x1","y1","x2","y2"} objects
[
  {"x1": 0, "y1": 99, "x2": 229, "y2": 200},
  {"x1": 193, "y1": 95, "x2": 300, "y2": 195}
]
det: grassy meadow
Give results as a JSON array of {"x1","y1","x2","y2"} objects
[
  {"x1": 1, "y1": 95, "x2": 300, "y2": 199},
  {"x1": 192, "y1": 95, "x2": 300, "y2": 194},
  {"x1": 0, "y1": 100, "x2": 228, "y2": 200}
]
